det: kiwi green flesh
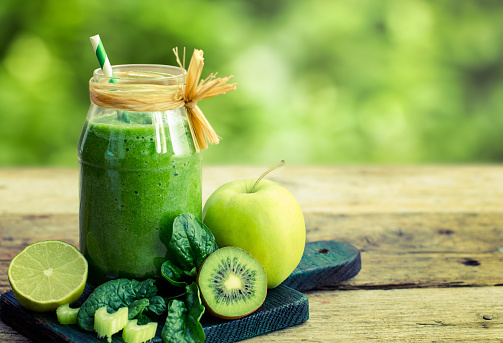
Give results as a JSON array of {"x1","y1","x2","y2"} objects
[{"x1": 197, "y1": 246, "x2": 267, "y2": 320}]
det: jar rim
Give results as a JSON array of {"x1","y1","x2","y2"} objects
[{"x1": 92, "y1": 64, "x2": 185, "y2": 82}]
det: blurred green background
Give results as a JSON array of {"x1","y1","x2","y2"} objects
[{"x1": 1, "y1": 0, "x2": 502, "y2": 166}]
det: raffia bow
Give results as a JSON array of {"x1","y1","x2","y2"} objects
[{"x1": 89, "y1": 48, "x2": 237, "y2": 152}]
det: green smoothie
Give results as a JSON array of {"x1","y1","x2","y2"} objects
[{"x1": 78, "y1": 109, "x2": 201, "y2": 286}]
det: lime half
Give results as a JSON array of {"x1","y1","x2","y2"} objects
[{"x1": 8, "y1": 240, "x2": 88, "y2": 312}]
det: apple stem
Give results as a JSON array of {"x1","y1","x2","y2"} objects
[{"x1": 250, "y1": 160, "x2": 285, "y2": 193}]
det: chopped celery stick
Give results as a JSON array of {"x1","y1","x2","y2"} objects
[
  {"x1": 94, "y1": 306, "x2": 128, "y2": 343},
  {"x1": 122, "y1": 319, "x2": 157, "y2": 343},
  {"x1": 56, "y1": 303, "x2": 79, "y2": 325}
]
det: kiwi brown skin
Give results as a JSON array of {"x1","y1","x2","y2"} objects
[{"x1": 197, "y1": 247, "x2": 267, "y2": 320}]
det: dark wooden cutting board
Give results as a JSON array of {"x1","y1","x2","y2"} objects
[{"x1": 0, "y1": 240, "x2": 361, "y2": 343}]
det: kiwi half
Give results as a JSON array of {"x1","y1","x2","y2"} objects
[{"x1": 197, "y1": 246, "x2": 267, "y2": 320}]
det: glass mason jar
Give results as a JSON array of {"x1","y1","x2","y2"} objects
[{"x1": 78, "y1": 65, "x2": 202, "y2": 286}]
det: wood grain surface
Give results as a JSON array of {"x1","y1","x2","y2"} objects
[{"x1": 1, "y1": 166, "x2": 503, "y2": 342}]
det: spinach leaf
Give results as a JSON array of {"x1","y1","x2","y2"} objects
[
  {"x1": 136, "y1": 313, "x2": 152, "y2": 326},
  {"x1": 126, "y1": 295, "x2": 166, "y2": 325},
  {"x1": 146, "y1": 295, "x2": 167, "y2": 316},
  {"x1": 128, "y1": 299, "x2": 150, "y2": 319},
  {"x1": 161, "y1": 282, "x2": 205, "y2": 343},
  {"x1": 161, "y1": 264, "x2": 193, "y2": 288},
  {"x1": 161, "y1": 213, "x2": 218, "y2": 287},
  {"x1": 77, "y1": 278, "x2": 165, "y2": 331}
]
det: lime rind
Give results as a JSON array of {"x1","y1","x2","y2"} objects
[{"x1": 7, "y1": 240, "x2": 88, "y2": 312}]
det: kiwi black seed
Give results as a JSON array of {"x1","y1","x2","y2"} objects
[{"x1": 197, "y1": 246, "x2": 267, "y2": 320}]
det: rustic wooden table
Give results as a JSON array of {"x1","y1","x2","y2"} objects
[{"x1": 1, "y1": 166, "x2": 502, "y2": 342}]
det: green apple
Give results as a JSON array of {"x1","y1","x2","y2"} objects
[{"x1": 202, "y1": 161, "x2": 306, "y2": 289}]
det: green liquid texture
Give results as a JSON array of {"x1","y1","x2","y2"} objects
[{"x1": 78, "y1": 112, "x2": 202, "y2": 286}]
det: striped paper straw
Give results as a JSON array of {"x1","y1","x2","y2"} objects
[
  {"x1": 89, "y1": 34, "x2": 118, "y2": 84},
  {"x1": 89, "y1": 34, "x2": 130, "y2": 122}
]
